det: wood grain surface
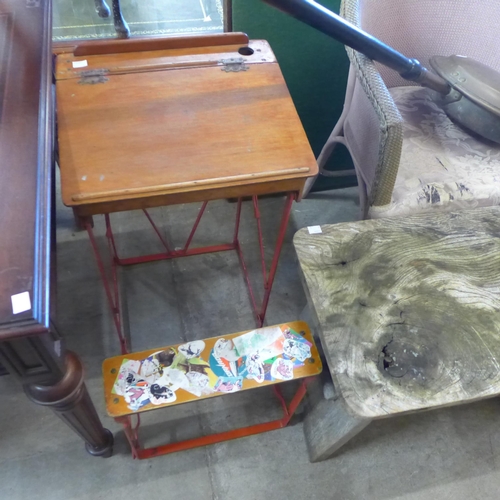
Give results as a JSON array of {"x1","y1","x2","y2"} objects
[
  {"x1": 56, "y1": 39, "x2": 316, "y2": 214},
  {"x1": 294, "y1": 208, "x2": 500, "y2": 418}
]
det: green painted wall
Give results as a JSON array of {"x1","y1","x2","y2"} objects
[{"x1": 232, "y1": 0, "x2": 356, "y2": 190}]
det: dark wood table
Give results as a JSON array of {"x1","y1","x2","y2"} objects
[{"x1": 0, "y1": 0, "x2": 112, "y2": 457}]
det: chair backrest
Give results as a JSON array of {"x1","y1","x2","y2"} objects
[{"x1": 356, "y1": 0, "x2": 500, "y2": 88}]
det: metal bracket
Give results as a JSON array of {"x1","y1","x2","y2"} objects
[
  {"x1": 78, "y1": 69, "x2": 109, "y2": 85},
  {"x1": 220, "y1": 57, "x2": 249, "y2": 73}
]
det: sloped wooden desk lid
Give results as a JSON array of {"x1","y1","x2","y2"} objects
[{"x1": 56, "y1": 35, "x2": 317, "y2": 210}]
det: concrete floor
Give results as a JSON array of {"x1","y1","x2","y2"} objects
[{"x1": 1, "y1": 179, "x2": 500, "y2": 499}]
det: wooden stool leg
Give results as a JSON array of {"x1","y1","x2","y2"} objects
[
  {"x1": 299, "y1": 304, "x2": 367, "y2": 460},
  {"x1": 303, "y1": 395, "x2": 371, "y2": 462}
]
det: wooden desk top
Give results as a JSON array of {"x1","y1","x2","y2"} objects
[
  {"x1": 56, "y1": 35, "x2": 317, "y2": 216},
  {"x1": 294, "y1": 208, "x2": 500, "y2": 418},
  {"x1": 0, "y1": 0, "x2": 53, "y2": 339}
]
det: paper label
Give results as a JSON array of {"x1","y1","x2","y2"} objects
[
  {"x1": 11, "y1": 291, "x2": 31, "y2": 314},
  {"x1": 72, "y1": 60, "x2": 88, "y2": 68},
  {"x1": 307, "y1": 225, "x2": 322, "y2": 234}
]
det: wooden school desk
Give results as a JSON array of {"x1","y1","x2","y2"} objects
[{"x1": 55, "y1": 33, "x2": 317, "y2": 353}]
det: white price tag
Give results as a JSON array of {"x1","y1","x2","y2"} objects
[
  {"x1": 11, "y1": 291, "x2": 31, "y2": 314},
  {"x1": 307, "y1": 225, "x2": 322, "y2": 234},
  {"x1": 72, "y1": 60, "x2": 88, "y2": 68}
]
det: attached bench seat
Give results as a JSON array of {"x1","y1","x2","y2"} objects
[{"x1": 103, "y1": 321, "x2": 322, "y2": 458}]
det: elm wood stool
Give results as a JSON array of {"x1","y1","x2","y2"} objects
[
  {"x1": 294, "y1": 207, "x2": 500, "y2": 462},
  {"x1": 55, "y1": 33, "x2": 317, "y2": 354},
  {"x1": 102, "y1": 321, "x2": 322, "y2": 458}
]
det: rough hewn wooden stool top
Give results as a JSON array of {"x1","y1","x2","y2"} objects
[{"x1": 294, "y1": 208, "x2": 500, "y2": 419}]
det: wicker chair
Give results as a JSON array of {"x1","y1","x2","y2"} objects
[{"x1": 312, "y1": 0, "x2": 500, "y2": 219}]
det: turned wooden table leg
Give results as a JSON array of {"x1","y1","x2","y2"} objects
[
  {"x1": 25, "y1": 351, "x2": 113, "y2": 457},
  {"x1": 94, "y1": 0, "x2": 111, "y2": 18}
]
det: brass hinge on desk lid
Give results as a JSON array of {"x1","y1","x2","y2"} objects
[
  {"x1": 219, "y1": 58, "x2": 249, "y2": 73},
  {"x1": 78, "y1": 69, "x2": 109, "y2": 85}
]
